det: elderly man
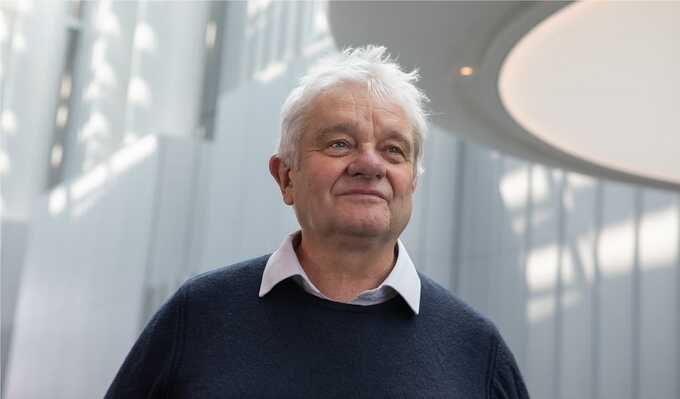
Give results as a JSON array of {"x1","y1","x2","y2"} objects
[{"x1": 106, "y1": 46, "x2": 529, "y2": 398}]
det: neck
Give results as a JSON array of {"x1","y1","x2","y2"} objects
[{"x1": 294, "y1": 231, "x2": 397, "y2": 303}]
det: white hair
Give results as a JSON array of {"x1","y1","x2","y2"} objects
[{"x1": 277, "y1": 45, "x2": 429, "y2": 175}]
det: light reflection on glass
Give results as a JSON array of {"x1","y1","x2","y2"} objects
[
  {"x1": 60, "y1": 75, "x2": 72, "y2": 98},
  {"x1": 51, "y1": 144, "x2": 63, "y2": 167},
  {"x1": 55, "y1": 105, "x2": 69, "y2": 128},
  {"x1": 205, "y1": 20, "x2": 216, "y2": 49}
]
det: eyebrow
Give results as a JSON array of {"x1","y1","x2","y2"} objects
[
  {"x1": 383, "y1": 130, "x2": 413, "y2": 152},
  {"x1": 314, "y1": 122, "x2": 358, "y2": 139}
]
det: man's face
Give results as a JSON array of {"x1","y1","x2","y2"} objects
[{"x1": 273, "y1": 83, "x2": 416, "y2": 243}]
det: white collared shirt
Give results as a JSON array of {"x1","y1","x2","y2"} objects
[{"x1": 258, "y1": 231, "x2": 421, "y2": 315}]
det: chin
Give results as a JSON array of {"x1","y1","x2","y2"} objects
[
  {"x1": 327, "y1": 207, "x2": 397, "y2": 238},
  {"x1": 344, "y1": 227, "x2": 388, "y2": 238},
  {"x1": 335, "y1": 218, "x2": 391, "y2": 238}
]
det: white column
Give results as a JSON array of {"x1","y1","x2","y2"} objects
[
  {"x1": 1, "y1": 0, "x2": 70, "y2": 220},
  {"x1": 125, "y1": 0, "x2": 210, "y2": 138}
]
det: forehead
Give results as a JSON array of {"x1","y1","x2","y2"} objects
[{"x1": 305, "y1": 83, "x2": 413, "y2": 139}]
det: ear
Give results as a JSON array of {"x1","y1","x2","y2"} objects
[{"x1": 269, "y1": 155, "x2": 295, "y2": 205}]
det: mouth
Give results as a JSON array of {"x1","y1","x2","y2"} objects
[{"x1": 339, "y1": 190, "x2": 387, "y2": 201}]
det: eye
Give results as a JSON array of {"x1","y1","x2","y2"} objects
[
  {"x1": 329, "y1": 141, "x2": 349, "y2": 149},
  {"x1": 386, "y1": 145, "x2": 405, "y2": 156},
  {"x1": 325, "y1": 140, "x2": 352, "y2": 155},
  {"x1": 328, "y1": 140, "x2": 351, "y2": 152}
]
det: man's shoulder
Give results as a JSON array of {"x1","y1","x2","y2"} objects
[
  {"x1": 418, "y1": 272, "x2": 498, "y2": 336},
  {"x1": 182, "y1": 254, "x2": 271, "y2": 298}
]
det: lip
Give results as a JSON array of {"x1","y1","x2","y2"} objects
[{"x1": 338, "y1": 189, "x2": 387, "y2": 201}]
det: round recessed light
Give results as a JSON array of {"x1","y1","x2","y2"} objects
[{"x1": 459, "y1": 66, "x2": 475, "y2": 77}]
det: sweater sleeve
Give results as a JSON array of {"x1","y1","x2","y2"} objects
[
  {"x1": 490, "y1": 331, "x2": 530, "y2": 399},
  {"x1": 104, "y1": 284, "x2": 187, "y2": 399}
]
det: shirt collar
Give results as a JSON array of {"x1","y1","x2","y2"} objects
[{"x1": 258, "y1": 231, "x2": 421, "y2": 315}]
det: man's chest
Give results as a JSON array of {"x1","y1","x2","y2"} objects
[{"x1": 170, "y1": 322, "x2": 487, "y2": 399}]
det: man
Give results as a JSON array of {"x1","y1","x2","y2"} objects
[{"x1": 105, "y1": 46, "x2": 529, "y2": 398}]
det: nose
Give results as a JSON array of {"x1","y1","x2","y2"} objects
[{"x1": 347, "y1": 148, "x2": 386, "y2": 179}]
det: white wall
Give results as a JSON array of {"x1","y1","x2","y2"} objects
[
  {"x1": 2, "y1": 1, "x2": 678, "y2": 398},
  {"x1": 436, "y1": 142, "x2": 679, "y2": 399},
  {"x1": 1, "y1": 0, "x2": 211, "y2": 396},
  {"x1": 5, "y1": 136, "x2": 160, "y2": 398},
  {"x1": 0, "y1": 220, "x2": 28, "y2": 394}
]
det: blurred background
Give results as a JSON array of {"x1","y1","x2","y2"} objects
[{"x1": 1, "y1": 1, "x2": 678, "y2": 398}]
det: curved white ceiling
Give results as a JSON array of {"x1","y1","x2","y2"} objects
[
  {"x1": 500, "y1": 2, "x2": 680, "y2": 185},
  {"x1": 327, "y1": 1, "x2": 679, "y2": 190}
]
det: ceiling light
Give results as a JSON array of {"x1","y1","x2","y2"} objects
[{"x1": 459, "y1": 66, "x2": 475, "y2": 77}]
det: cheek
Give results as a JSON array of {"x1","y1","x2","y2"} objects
[
  {"x1": 297, "y1": 172, "x2": 336, "y2": 205},
  {"x1": 311, "y1": 165, "x2": 344, "y2": 190},
  {"x1": 390, "y1": 171, "x2": 416, "y2": 198}
]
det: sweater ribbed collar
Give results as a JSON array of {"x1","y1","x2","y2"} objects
[{"x1": 258, "y1": 231, "x2": 421, "y2": 315}]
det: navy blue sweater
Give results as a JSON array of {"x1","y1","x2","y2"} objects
[{"x1": 105, "y1": 255, "x2": 529, "y2": 398}]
